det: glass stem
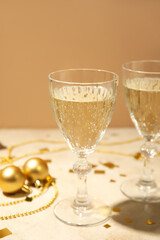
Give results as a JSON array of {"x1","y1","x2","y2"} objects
[
  {"x1": 139, "y1": 140, "x2": 157, "y2": 188},
  {"x1": 140, "y1": 156, "x2": 154, "y2": 183},
  {"x1": 73, "y1": 156, "x2": 92, "y2": 213}
]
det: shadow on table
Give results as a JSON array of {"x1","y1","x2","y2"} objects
[
  {"x1": 3, "y1": 190, "x2": 29, "y2": 198},
  {"x1": 112, "y1": 200, "x2": 160, "y2": 233}
]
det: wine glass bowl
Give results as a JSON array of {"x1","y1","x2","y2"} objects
[
  {"x1": 121, "y1": 60, "x2": 160, "y2": 202},
  {"x1": 49, "y1": 69, "x2": 118, "y2": 226}
]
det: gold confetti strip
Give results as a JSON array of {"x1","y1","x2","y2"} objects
[
  {"x1": 0, "y1": 143, "x2": 7, "y2": 150},
  {"x1": 94, "y1": 170, "x2": 105, "y2": 174},
  {"x1": 92, "y1": 164, "x2": 97, "y2": 168},
  {"x1": 25, "y1": 197, "x2": 33, "y2": 202},
  {"x1": 104, "y1": 223, "x2": 111, "y2": 229},
  {"x1": 124, "y1": 217, "x2": 132, "y2": 223},
  {"x1": 146, "y1": 219, "x2": 156, "y2": 225},
  {"x1": 110, "y1": 179, "x2": 116, "y2": 183},
  {"x1": 120, "y1": 174, "x2": 127, "y2": 177},
  {"x1": 112, "y1": 208, "x2": 120, "y2": 212},
  {"x1": 100, "y1": 161, "x2": 119, "y2": 169},
  {"x1": 134, "y1": 152, "x2": 142, "y2": 160},
  {"x1": 0, "y1": 228, "x2": 12, "y2": 238}
]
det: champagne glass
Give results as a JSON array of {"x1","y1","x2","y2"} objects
[
  {"x1": 49, "y1": 68, "x2": 118, "y2": 226},
  {"x1": 121, "y1": 60, "x2": 160, "y2": 202}
]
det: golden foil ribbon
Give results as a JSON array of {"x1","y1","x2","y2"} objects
[{"x1": 0, "y1": 136, "x2": 143, "y2": 165}]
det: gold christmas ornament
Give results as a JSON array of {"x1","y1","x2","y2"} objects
[
  {"x1": 23, "y1": 158, "x2": 49, "y2": 182},
  {"x1": 0, "y1": 165, "x2": 26, "y2": 194}
]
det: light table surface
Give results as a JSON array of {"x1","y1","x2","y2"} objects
[{"x1": 0, "y1": 128, "x2": 159, "y2": 240}]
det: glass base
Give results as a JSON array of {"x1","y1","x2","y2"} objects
[
  {"x1": 54, "y1": 198, "x2": 112, "y2": 226},
  {"x1": 121, "y1": 178, "x2": 160, "y2": 203}
]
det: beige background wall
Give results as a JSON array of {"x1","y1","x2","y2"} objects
[{"x1": 0, "y1": 0, "x2": 160, "y2": 128}]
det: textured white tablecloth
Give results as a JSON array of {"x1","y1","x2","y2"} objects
[{"x1": 0, "y1": 128, "x2": 159, "y2": 240}]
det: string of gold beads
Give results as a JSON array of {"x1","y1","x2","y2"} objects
[{"x1": 0, "y1": 182, "x2": 58, "y2": 220}]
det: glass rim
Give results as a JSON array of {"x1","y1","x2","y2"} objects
[
  {"x1": 48, "y1": 68, "x2": 119, "y2": 85},
  {"x1": 122, "y1": 60, "x2": 160, "y2": 74}
]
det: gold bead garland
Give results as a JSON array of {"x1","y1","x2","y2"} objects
[
  {"x1": 0, "y1": 175, "x2": 54, "y2": 207},
  {"x1": 0, "y1": 173, "x2": 58, "y2": 220},
  {"x1": 0, "y1": 181, "x2": 58, "y2": 220}
]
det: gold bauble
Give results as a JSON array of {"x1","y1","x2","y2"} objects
[
  {"x1": 0, "y1": 165, "x2": 25, "y2": 193},
  {"x1": 23, "y1": 158, "x2": 49, "y2": 182}
]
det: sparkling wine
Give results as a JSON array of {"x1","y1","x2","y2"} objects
[
  {"x1": 51, "y1": 86, "x2": 115, "y2": 155},
  {"x1": 124, "y1": 78, "x2": 160, "y2": 140}
]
